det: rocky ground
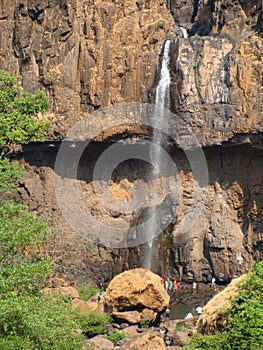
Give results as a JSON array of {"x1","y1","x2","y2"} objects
[
  {"x1": 45, "y1": 269, "x2": 230, "y2": 349},
  {"x1": 85, "y1": 269, "x2": 227, "y2": 349},
  {"x1": 85, "y1": 283, "x2": 226, "y2": 349}
]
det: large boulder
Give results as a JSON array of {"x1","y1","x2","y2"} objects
[
  {"x1": 101, "y1": 268, "x2": 169, "y2": 324},
  {"x1": 196, "y1": 274, "x2": 247, "y2": 334}
]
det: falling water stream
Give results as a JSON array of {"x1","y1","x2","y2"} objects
[{"x1": 142, "y1": 39, "x2": 172, "y2": 270}]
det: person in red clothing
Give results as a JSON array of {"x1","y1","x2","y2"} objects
[{"x1": 173, "y1": 280, "x2": 178, "y2": 292}]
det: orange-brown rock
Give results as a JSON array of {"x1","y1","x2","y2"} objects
[
  {"x1": 112, "y1": 311, "x2": 141, "y2": 324},
  {"x1": 196, "y1": 274, "x2": 247, "y2": 335},
  {"x1": 42, "y1": 285, "x2": 79, "y2": 299},
  {"x1": 83, "y1": 335, "x2": 114, "y2": 350},
  {"x1": 119, "y1": 332, "x2": 167, "y2": 350},
  {"x1": 42, "y1": 278, "x2": 99, "y2": 313},
  {"x1": 72, "y1": 298, "x2": 98, "y2": 313},
  {"x1": 102, "y1": 268, "x2": 169, "y2": 324},
  {"x1": 0, "y1": 0, "x2": 174, "y2": 137}
]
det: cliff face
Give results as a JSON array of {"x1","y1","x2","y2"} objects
[
  {"x1": 0, "y1": 0, "x2": 173, "y2": 135},
  {"x1": 1, "y1": 0, "x2": 262, "y2": 283}
]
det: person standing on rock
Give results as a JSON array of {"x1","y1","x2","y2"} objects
[
  {"x1": 165, "y1": 277, "x2": 170, "y2": 291},
  {"x1": 165, "y1": 307, "x2": 170, "y2": 320},
  {"x1": 211, "y1": 277, "x2": 218, "y2": 292},
  {"x1": 196, "y1": 306, "x2": 202, "y2": 316},
  {"x1": 173, "y1": 280, "x2": 178, "y2": 292},
  {"x1": 165, "y1": 278, "x2": 169, "y2": 291},
  {"x1": 192, "y1": 281, "x2": 197, "y2": 295},
  {"x1": 169, "y1": 280, "x2": 173, "y2": 292}
]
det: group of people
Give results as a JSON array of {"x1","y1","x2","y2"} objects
[
  {"x1": 164, "y1": 277, "x2": 217, "y2": 296},
  {"x1": 164, "y1": 278, "x2": 181, "y2": 292},
  {"x1": 185, "y1": 306, "x2": 203, "y2": 319}
]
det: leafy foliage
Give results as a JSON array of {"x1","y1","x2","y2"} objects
[
  {"x1": 0, "y1": 294, "x2": 85, "y2": 350},
  {"x1": 106, "y1": 331, "x2": 126, "y2": 345},
  {"x1": 183, "y1": 262, "x2": 263, "y2": 350},
  {"x1": 0, "y1": 200, "x2": 87, "y2": 349},
  {"x1": 0, "y1": 70, "x2": 50, "y2": 156},
  {"x1": 77, "y1": 311, "x2": 112, "y2": 337},
  {"x1": 139, "y1": 320, "x2": 151, "y2": 329},
  {"x1": 77, "y1": 283, "x2": 101, "y2": 301},
  {"x1": 0, "y1": 158, "x2": 24, "y2": 194},
  {"x1": 0, "y1": 70, "x2": 114, "y2": 349},
  {"x1": 226, "y1": 262, "x2": 263, "y2": 350},
  {"x1": 0, "y1": 200, "x2": 51, "y2": 295}
]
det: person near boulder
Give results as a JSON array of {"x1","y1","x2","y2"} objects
[
  {"x1": 169, "y1": 280, "x2": 173, "y2": 292},
  {"x1": 192, "y1": 281, "x2": 197, "y2": 295},
  {"x1": 211, "y1": 277, "x2": 218, "y2": 291},
  {"x1": 97, "y1": 292, "x2": 103, "y2": 302},
  {"x1": 185, "y1": 312, "x2": 193, "y2": 319},
  {"x1": 173, "y1": 280, "x2": 178, "y2": 292},
  {"x1": 196, "y1": 306, "x2": 202, "y2": 316},
  {"x1": 165, "y1": 279, "x2": 169, "y2": 291}
]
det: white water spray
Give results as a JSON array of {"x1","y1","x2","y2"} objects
[
  {"x1": 143, "y1": 40, "x2": 171, "y2": 269},
  {"x1": 180, "y1": 27, "x2": 188, "y2": 38}
]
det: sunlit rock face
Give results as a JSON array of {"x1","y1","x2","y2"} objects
[{"x1": 1, "y1": 1, "x2": 262, "y2": 283}]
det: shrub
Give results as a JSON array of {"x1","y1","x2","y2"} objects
[
  {"x1": 140, "y1": 320, "x2": 151, "y2": 328},
  {"x1": 0, "y1": 158, "x2": 24, "y2": 194},
  {"x1": 0, "y1": 70, "x2": 50, "y2": 156},
  {"x1": 226, "y1": 262, "x2": 263, "y2": 350},
  {"x1": 157, "y1": 21, "x2": 165, "y2": 29},
  {"x1": 183, "y1": 261, "x2": 263, "y2": 350},
  {"x1": 77, "y1": 283, "x2": 101, "y2": 301},
  {"x1": 0, "y1": 294, "x2": 85, "y2": 350},
  {"x1": 106, "y1": 331, "x2": 126, "y2": 345},
  {"x1": 76, "y1": 310, "x2": 112, "y2": 337}
]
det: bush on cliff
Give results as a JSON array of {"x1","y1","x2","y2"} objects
[
  {"x1": 0, "y1": 70, "x2": 50, "y2": 156},
  {"x1": 184, "y1": 261, "x2": 263, "y2": 350}
]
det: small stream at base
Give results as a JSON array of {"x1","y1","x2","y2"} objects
[{"x1": 169, "y1": 303, "x2": 196, "y2": 320}]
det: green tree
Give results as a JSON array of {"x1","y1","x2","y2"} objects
[
  {"x1": 0, "y1": 70, "x2": 112, "y2": 349},
  {"x1": 0, "y1": 70, "x2": 50, "y2": 156}
]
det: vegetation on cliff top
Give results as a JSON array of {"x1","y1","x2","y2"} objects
[
  {"x1": 0, "y1": 70, "x2": 50, "y2": 157},
  {"x1": 184, "y1": 261, "x2": 263, "y2": 350}
]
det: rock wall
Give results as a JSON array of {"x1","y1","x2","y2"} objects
[
  {"x1": 17, "y1": 139, "x2": 262, "y2": 283},
  {"x1": 0, "y1": 0, "x2": 262, "y2": 283},
  {"x1": 0, "y1": 0, "x2": 174, "y2": 136}
]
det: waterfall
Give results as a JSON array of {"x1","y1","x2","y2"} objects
[
  {"x1": 142, "y1": 40, "x2": 171, "y2": 270},
  {"x1": 180, "y1": 27, "x2": 188, "y2": 38}
]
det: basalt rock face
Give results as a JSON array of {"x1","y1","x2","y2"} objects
[
  {"x1": 0, "y1": 1, "x2": 262, "y2": 284},
  {"x1": 0, "y1": 0, "x2": 174, "y2": 136}
]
